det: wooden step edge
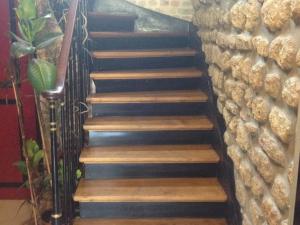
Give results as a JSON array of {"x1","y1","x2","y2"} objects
[
  {"x1": 90, "y1": 68, "x2": 204, "y2": 80},
  {"x1": 88, "y1": 12, "x2": 138, "y2": 20},
  {"x1": 83, "y1": 116, "x2": 214, "y2": 132},
  {"x1": 89, "y1": 31, "x2": 189, "y2": 39},
  {"x1": 79, "y1": 144, "x2": 220, "y2": 164},
  {"x1": 73, "y1": 178, "x2": 228, "y2": 203},
  {"x1": 92, "y1": 48, "x2": 197, "y2": 59},
  {"x1": 86, "y1": 90, "x2": 208, "y2": 104},
  {"x1": 74, "y1": 218, "x2": 228, "y2": 225}
]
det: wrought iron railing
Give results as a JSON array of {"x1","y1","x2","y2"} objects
[{"x1": 42, "y1": 0, "x2": 89, "y2": 224}]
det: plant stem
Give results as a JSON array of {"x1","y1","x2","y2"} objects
[
  {"x1": 10, "y1": 67, "x2": 39, "y2": 225},
  {"x1": 34, "y1": 92, "x2": 51, "y2": 179}
]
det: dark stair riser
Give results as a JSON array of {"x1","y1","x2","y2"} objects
[
  {"x1": 90, "y1": 37, "x2": 189, "y2": 50},
  {"x1": 92, "y1": 56, "x2": 197, "y2": 71},
  {"x1": 93, "y1": 78, "x2": 205, "y2": 93},
  {"x1": 90, "y1": 102, "x2": 209, "y2": 117},
  {"x1": 88, "y1": 17, "x2": 136, "y2": 32},
  {"x1": 79, "y1": 202, "x2": 227, "y2": 218},
  {"x1": 87, "y1": 131, "x2": 215, "y2": 146},
  {"x1": 84, "y1": 163, "x2": 219, "y2": 179}
]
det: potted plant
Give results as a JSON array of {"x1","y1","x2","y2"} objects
[{"x1": 10, "y1": 0, "x2": 63, "y2": 224}]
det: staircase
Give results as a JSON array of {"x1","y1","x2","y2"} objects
[{"x1": 73, "y1": 11, "x2": 229, "y2": 225}]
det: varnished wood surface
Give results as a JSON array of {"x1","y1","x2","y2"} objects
[
  {"x1": 92, "y1": 48, "x2": 197, "y2": 59},
  {"x1": 90, "y1": 31, "x2": 188, "y2": 39},
  {"x1": 42, "y1": 0, "x2": 79, "y2": 98},
  {"x1": 74, "y1": 218, "x2": 227, "y2": 225},
  {"x1": 87, "y1": 90, "x2": 208, "y2": 104},
  {"x1": 90, "y1": 68, "x2": 203, "y2": 80},
  {"x1": 74, "y1": 178, "x2": 227, "y2": 203},
  {"x1": 88, "y1": 12, "x2": 138, "y2": 20},
  {"x1": 80, "y1": 144, "x2": 219, "y2": 164},
  {"x1": 83, "y1": 116, "x2": 214, "y2": 132}
]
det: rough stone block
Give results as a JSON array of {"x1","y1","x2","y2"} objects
[
  {"x1": 252, "y1": 36, "x2": 270, "y2": 57},
  {"x1": 269, "y1": 106, "x2": 296, "y2": 143},
  {"x1": 258, "y1": 127, "x2": 287, "y2": 166},
  {"x1": 262, "y1": 195, "x2": 283, "y2": 225},
  {"x1": 251, "y1": 174, "x2": 265, "y2": 197},
  {"x1": 249, "y1": 198, "x2": 266, "y2": 225},
  {"x1": 271, "y1": 175, "x2": 290, "y2": 210},
  {"x1": 248, "y1": 146, "x2": 275, "y2": 183},
  {"x1": 251, "y1": 96, "x2": 271, "y2": 122},
  {"x1": 269, "y1": 36, "x2": 298, "y2": 71},
  {"x1": 261, "y1": 0, "x2": 292, "y2": 32},
  {"x1": 250, "y1": 61, "x2": 267, "y2": 89},
  {"x1": 239, "y1": 158, "x2": 254, "y2": 187},
  {"x1": 282, "y1": 76, "x2": 300, "y2": 108},
  {"x1": 264, "y1": 73, "x2": 282, "y2": 98}
]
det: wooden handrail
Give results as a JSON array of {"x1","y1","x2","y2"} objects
[{"x1": 42, "y1": 0, "x2": 79, "y2": 100}]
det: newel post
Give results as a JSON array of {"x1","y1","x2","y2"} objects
[{"x1": 49, "y1": 99, "x2": 62, "y2": 225}]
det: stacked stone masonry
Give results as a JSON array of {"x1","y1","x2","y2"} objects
[
  {"x1": 126, "y1": 0, "x2": 194, "y2": 21},
  {"x1": 192, "y1": 0, "x2": 300, "y2": 224}
]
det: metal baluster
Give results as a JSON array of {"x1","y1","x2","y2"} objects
[{"x1": 49, "y1": 99, "x2": 62, "y2": 225}]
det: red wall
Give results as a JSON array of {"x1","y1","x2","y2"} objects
[{"x1": 0, "y1": 0, "x2": 37, "y2": 199}]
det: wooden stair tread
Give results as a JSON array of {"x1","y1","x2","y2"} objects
[
  {"x1": 87, "y1": 90, "x2": 208, "y2": 104},
  {"x1": 74, "y1": 218, "x2": 228, "y2": 225},
  {"x1": 80, "y1": 144, "x2": 219, "y2": 164},
  {"x1": 90, "y1": 31, "x2": 188, "y2": 39},
  {"x1": 88, "y1": 12, "x2": 138, "y2": 20},
  {"x1": 90, "y1": 68, "x2": 203, "y2": 80},
  {"x1": 92, "y1": 48, "x2": 197, "y2": 59},
  {"x1": 74, "y1": 178, "x2": 227, "y2": 203},
  {"x1": 83, "y1": 116, "x2": 214, "y2": 132}
]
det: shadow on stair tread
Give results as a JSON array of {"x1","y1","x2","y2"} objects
[{"x1": 74, "y1": 218, "x2": 228, "y2": 225}]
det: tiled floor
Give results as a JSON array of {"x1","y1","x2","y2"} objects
[{"x1": 0, "y1": 200, "x2": 32, "y2": 225}]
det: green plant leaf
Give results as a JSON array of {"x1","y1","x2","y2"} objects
[
  {"x1": 28, "y1": 59, "x2": 57, "y2": 94},
  {"x1": 9, "y1": 31, "x2": 29, "y2": 44},
  {"x1": 31, "y1": 17, "x2": 48, "y2": 38},
  {"x1": 17, "y1": 21, "x2": 30, "y2": 42},
  {"x1": 25, "y1": 139, "x2": 40, "y2": 159},
  {"x1": 35, "y1": 32, "x2": 63, "y2": 49},
  {"x1": 25, "y1": 140, "x2": 34, "y2": 159},
  {"x1": 10, "y1": 41, "x2": 35, "y2": 58},
  {"x1": 16, "y1": 0, "x2": 37, "y2": 20},
  {"x1": 14, "y1": 161, "x2": 28, "y2": 175},
  {"x1": 33, "y1": 143, "x2": 40, "y2": 154},
  {"x1": 32, "y1": 150, "x2": 44, "y2": 168},
  {"x1": 18, "y1": 20, "x2": 34, "y2": 43},
  {"x1": 76, "y1": 169, "x2": 82, "y2": 179}
]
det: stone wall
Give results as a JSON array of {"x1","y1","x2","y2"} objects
[
  {"x1": 125, "y1": 0, "x2": 194, "y2": 21},
  {"x1": 192, "y1": 0, "x2": 300, "y2": 225}
]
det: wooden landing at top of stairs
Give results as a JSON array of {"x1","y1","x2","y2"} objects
[
  {"x1": 74, "y1": 178, "x2": 227, "y2": 203},
  {"x1": 92, "y1": 48, "x2": 197, "y2": 59},
  {"x1": 83, "y1": 116, "x2": 214, "y2": 132},
  {"x1": 74, "y1": 218, "x2": 228, "y2": 225},
  {"x1": 90, "y1": 68, "x2": 204, "y2": 80}
]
